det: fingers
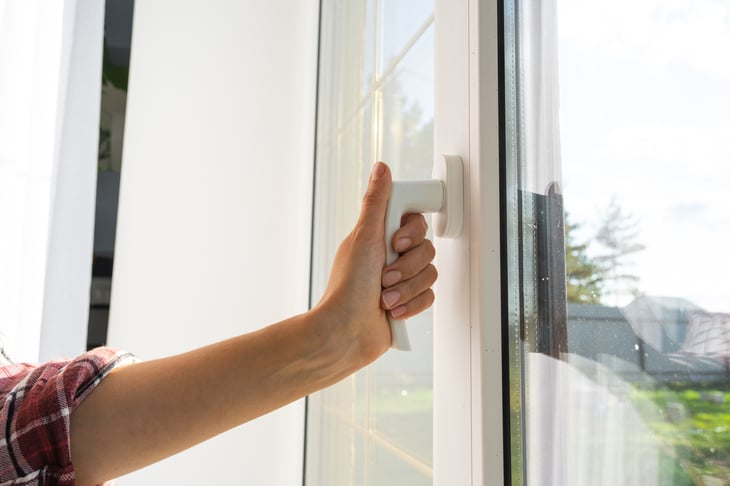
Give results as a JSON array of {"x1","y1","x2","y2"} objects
[
  {"x1": 382, "y1": 239, "x2": 435, "y2": 287},
  {"x1": 381, "y1": 212, "x2": 437, "y2": 319},
  {"x1": 381, "y1": 260, "x2": 438, "y2": 318},
  {"x1": 383, "y1": 216, "x2": 431, "y2": 320},
  {"x1": 391, "y1": 213, "x2": 428, "y2": 253},
  {"x1": 356, "y1": 164, "x2": 436, "y2": 320}
]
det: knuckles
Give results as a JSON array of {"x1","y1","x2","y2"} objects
[
  {"x1": 399, "y1": 213, "x2": 429, "y2": 240},
  {"x1": 427, "y1": 264, "x2": 438, "y2": 285},
  {"x1": 408, "y1": 240, "x2": 436, "y2": 272},
  {"x1": 400, "y1": 289, "x2": 436, "y2": 318},
  {"x1": 423, "y1": 240, "x2": 436, "y2": 261},
  {"x1": 387, "y1": 239, "x2": 437, "y2": 279}
]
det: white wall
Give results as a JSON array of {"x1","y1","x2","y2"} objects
[{"x1": 107, "y1": 1, "x2": 319, "y2": 484}]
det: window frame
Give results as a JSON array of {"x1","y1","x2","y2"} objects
[
  {"x1": 304, "y1": 1, "x2": 508, "y2": 484},
  {"x1": 433, "y1": 0, "x2": 505, "y2": 485}
]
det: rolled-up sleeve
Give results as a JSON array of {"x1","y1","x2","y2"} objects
[{"x1": 0, "y1": 347, "x2": 137, "y2": 486}]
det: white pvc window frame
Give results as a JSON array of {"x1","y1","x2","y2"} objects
[
  {"x1": 433, "y1": 0, "x2": 505, "y2": 485},
  {"x1": 303, "y1": 0, "x2": 507, "y2": 483}
]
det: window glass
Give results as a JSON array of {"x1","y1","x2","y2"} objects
[
  {"x1": 305, "y1": 1, "x2": 435, "y2": 485},
  {"x1": 379, "y1": 0, "x2": 433, "y2": 77},
  {"x1": 504, "y1": 1, "x2": 730, "y2": 484}
]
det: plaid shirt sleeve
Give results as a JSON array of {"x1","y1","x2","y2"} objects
[{"x1": 0, "y1": 347, "x2": 137, "y2": 486}]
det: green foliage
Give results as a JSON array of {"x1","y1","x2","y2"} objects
[
  {"x1": 630, "y1": 387, "x2": 730, "y2": 483},
  {"x1": 565, "y1": 213, "x2": 604, "y2": 304},
  {"x1": 381, "y1": 78, "x2": 434, "y2": 179},
  {"x1": 101, "y1": 40, "x2": 129, "y2": 91},
  {"x1": 563, "y1": 199, "x2": 647, "y2": 306},
  {"x1": 594, "y1": 197, "x2": 646, "y2": 302}
]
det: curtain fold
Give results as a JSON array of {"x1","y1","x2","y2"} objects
[{"x1": 0, "y1": 0, "x2": 104, "y2": 362}]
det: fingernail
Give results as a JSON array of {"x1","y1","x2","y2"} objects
[
  {"x1": 394, "y1": 238, "x2": 412, "y2": 253},
  {"x1": 371, "y1": 162, "x2": 385, "y2": 180},
  {"x1": 382, "y1": 290, "x2": 400, "y2": 308},
  {"x1": 382, "y1": 270, "x2": 401, "y2": 287},
  {"x1": 391, "y1": 305, "x2": 407, "y2": 318}
]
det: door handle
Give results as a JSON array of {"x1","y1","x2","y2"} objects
[{"x1": 385, "y1": 154, "x2": 464, "y2": 350}]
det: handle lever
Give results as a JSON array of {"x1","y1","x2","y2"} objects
[{"x1": 385, "y1": 154, "x2": 464, "y2": 350}]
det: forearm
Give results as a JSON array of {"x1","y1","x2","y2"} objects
[
  {"x1": 70, "y1": 306, "x2": 365, "y2": 486},
  {"x1": 69, "y1": 163, "x2": 436, "y2": 485}
]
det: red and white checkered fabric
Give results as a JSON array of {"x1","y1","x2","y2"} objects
[{"x1": 0, "y1": 347, "x2": 136, "y2": 486}]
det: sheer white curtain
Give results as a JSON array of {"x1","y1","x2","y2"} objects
[
  {"x1": 519, "y1": 0, "x2": 563, "y2": 195},
  {"x1": 512, "y1": 1, "x2": 665, "y2": 484},
  {"x1": 0, "y1": 0, "x2": 104, "y2": 363}
]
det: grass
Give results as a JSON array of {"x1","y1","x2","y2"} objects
[
  {"x1": 630, "y1": 387, "x2": 730, "y2": 484},
  {"x1": 351, "y1": 383, "x2": 730, "y2": 483}
]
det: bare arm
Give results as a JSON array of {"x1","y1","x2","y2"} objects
[{"x1": 70, "y1": 162, "x2": 437, "y2": 485}]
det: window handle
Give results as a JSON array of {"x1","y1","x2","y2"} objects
[{"x1": 385, "y1": 155, "x2": 464, "y2": 350}]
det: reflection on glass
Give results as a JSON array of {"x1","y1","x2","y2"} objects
[
  {"x1": 306, "y1": 1, "x2": 435, "y2": 485},
  {"x1": 371, "y1": 309, "x2": 433, "y2": 466},
  {"x1": 505, "y1": 0, "x2": 730, "y2": 484},
  {"x1": 379, "y1": 0, "x2": 433, "y2": 77},
  {"x1": 380, "y1": 24, "x2": 435, "y2": 181}
]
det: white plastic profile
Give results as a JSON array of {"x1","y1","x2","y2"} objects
[{"x1": 385, "y1": 154, "x2": 464, "y2": 350}]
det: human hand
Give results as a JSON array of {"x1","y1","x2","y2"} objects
[
  {"x1": 315, "y1": 162, "x2": 437, "y2": 367},
  {"x1": 68, "y1": 162, "x2": 436, "y2": 485}
]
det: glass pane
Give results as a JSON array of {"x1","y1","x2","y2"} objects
[
  {"x1": 306, "y1": 2, "x2": 435, "y2": 485},
  {"x1": 380, "y1": 24, "x2": 435, "y2": 180},
  {"x1": 378, "y1": 0, "x2": 434, "y2": 78},
  {"x1": 504, "y1": 1, "x2": 730, "y2": 485},
  {"x1": 370, "y1": 309, "x2": 433, "y2": 465}
]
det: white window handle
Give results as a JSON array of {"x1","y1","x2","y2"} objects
[{"x1": 385, "y1": 154, "x2": 464, "y2": 350}]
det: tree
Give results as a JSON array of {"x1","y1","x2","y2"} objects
[
  {"x1": 594, "y1": 197, "x2": 646, "y2": 305},
  {"x1": 565, "y1": 213, "x2": 604, "y2": 304}
]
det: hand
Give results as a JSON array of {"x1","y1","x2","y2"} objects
[
  {"x1": 315, "y1": 162, "x2": 438, "y2": 366},
  {"x1": 70, "y1": 162, "x2": 438, "y2": 485},
  {"x1": 382, "y1": 213, "x2": 436, "y2": 319}
]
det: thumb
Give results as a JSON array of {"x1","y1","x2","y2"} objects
[{"x1": 357, "y1": 162, "x2": 392, "y2": 233}]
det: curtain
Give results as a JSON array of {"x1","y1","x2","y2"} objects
[
  {"x1": 0, "y1": 0, "x2": 104, "y2": 362},
  {"x1": 504, "y1": 1, "x2": 666, "y2": 483}
]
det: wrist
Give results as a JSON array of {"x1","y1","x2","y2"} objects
[{"x1": 308, "y1": 298, "x2": 389, "y2": 377}]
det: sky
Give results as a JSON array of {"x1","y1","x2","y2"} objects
[{"x1": 557, "y1": 0, "x2": 730, "y2": 312}]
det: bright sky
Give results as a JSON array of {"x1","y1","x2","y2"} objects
[{"x1": 557, "y1": 0, "x2": 730, "y2": 312}]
